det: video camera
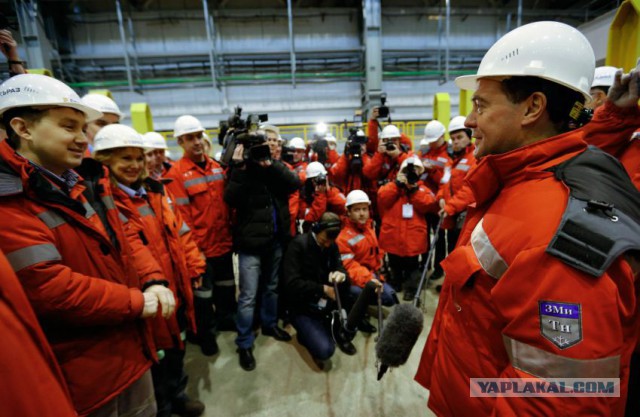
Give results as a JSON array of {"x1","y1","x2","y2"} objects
[
  {"x1": 345, "y1": 127, "x2": 368, "y2": 172},
  {"x1": 281, "y1": 144, "x2": 295, "y2": 165},
  {"x1": 220, "y1": 106, "x2": 270, "y2": 166},
  {"x1": 377, "y1": 93, "x2": 390, "y2": 119},
  {"x1": 311, "y1": 137, "x2": 329, "y2": 165}
]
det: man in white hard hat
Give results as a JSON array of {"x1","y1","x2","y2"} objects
[
  {"x1": 587, "y1": 66, "x2": 618, "y2": 110},
  {"x1": 363, "y1": 124, "x2": 412, "y2": 186},
  {"x1": 417, "y1": 120, "x2": 453, "y2": 195},
  {"x1": 0, "y1": 74, "x2": 172, "y2": 417},
  {"x1": 288, "y1": 137, "x2": 308, "y2": 181},
  {"x1": 165, "y1": 115, "x2": 236, "y2": 357},
  {"x1": 298, "y1": 161, "x2": 346, "y2": 232},
  {"x1": 81, "y1": 93, "x2": 124, "y2": 154},
  {"x1": 415, "y1": 22, "x2": 640, "y2": 416},
  {"x1": 143, "y1": 132, "x2": 169, "y2": 179}
]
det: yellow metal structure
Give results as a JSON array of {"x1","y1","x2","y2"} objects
[
  {"x1": 28, "y1": 68, "x2": 53, "y2": 77},
  {"x1": 433, "y1": 93, "x2": 451, "y2": 140},
  {"x1": 607, "y1": 0, "x2": 640, "y2": 72},
  {"x1": 459, "y1": 89, "x2": 474, "y2": 117},
  {"x1": 88, "y1": 89, "x2": 114, "y2": 99},
  {"x1": 130, "y1": 103, "x2": 154, "y2": 134}
]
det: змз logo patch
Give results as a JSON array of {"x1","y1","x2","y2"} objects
[{"x1": 539, "y1": 301, "x2": 582, "y2": 349}]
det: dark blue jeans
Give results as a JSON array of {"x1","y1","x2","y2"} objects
[
  {"x1": 350, "y1": 282, "x2": 397, "y2": 306},
  {"x1": 235, "y1": 243, "x2": 282, "y2": 349},
  {"x1": 291, "y1": 313, "x2": 335, "y2": 361}
]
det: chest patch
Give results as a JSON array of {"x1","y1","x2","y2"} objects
[{"x1": 538, "y1": 301, "x2": 582, "y2": 349}]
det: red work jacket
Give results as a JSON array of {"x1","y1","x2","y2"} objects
[
  {"x1": 437, "y1": 144, "x2": 477, "y2": 229},
  {"x1": 336, "y1": 218, "x2": 384, "y2": 288}
]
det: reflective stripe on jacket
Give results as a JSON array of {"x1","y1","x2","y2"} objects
[{"x1": 336, "y1": 218, "x2": 383, "y2": 288}]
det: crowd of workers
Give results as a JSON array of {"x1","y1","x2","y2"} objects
[{"x1": 0, "y1": 19, "x2": 638, "y2": 417}]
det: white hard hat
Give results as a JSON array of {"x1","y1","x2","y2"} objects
[
  {"x1": 591, "y1": 66, "x2": 618, "y2": 88},
  {"x1": 346, "y1": 189, "x2": 371, "y2": 207},
  {"x1": 306, "y1": 161, "x2": 327, "y2": 179},
  {"x1": 289, "y1": 137, "x2": 306, "y2": 150},
  {"x1": 380, "y1": 124, "x2": 401, "y2": 140},
  {"x1": 419, "y1": 138, "x2": 431, "y2": 147},
  {"x1": 448, "y1": 116, "x2": 468, "y2": 134},
  {"x1": 400, "y1": 155, "x2": 425, "y2": 175},
  {"x1": 81, "y1": 94, "x2": 123, "y2": 119},
  {"x1": 325, "y1": 134, "x2": 337, "y2": 144},
  {"x1": 260, "y1": 124, "x2": 280, "y2": 135},
  {"x1": 455, "y1": 21, "x2": 595, "y2": 100},
  {"x1": 422, "y1": 120, "x2": 446, "y2": 144},
  {"x1": 202, "y1": 132, "x2": 212, "y2": 145},
  {"x1": 93, "y1": 124, "x2": 144, "y2": 153},
  {"x1": 356, "y1": 129, "x2": 365, "y2": 137},
  {"x1": 174, "y1": 115, "x2": 204, "y2": 138},
  {"x1": 214, "y1": 151, "x2": 222, "y2": 161},
  {"x1": 0, "y1": 74, "x2": 102, "y2": 121},
  {"x1": 142, "y1": 132, "x2": 168, "y2": 150}
]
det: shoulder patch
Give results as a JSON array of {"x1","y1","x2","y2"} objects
[
  {"x1": 539, "y1": 301, "x2": 582, "y2": 349},
  {"x1": 0, "y1": 172, "x2": 23, "y2": 196}
]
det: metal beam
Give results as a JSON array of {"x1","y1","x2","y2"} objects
[
  {"x1": 287, "y1": 0, "x2": 297, "y2": 88},
  {"x1": 362, "y1": 0, "x2": 382, "y2": 112},
  {"x1": 115, "y1": 0, "x2": 134, "y2": 92},
  {"x1": 445, "y1": 0, "x2": 451, "y2": 82},
  {"x1": 13, "y1": 0, "x2": 54, "y2": 71}
]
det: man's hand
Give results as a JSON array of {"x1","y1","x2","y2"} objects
[
  {"x1": 377, "y1": 143, "x2": 387, "y2": 154},
  {"x1": 315, "y1": 179, "x2": 328, "y2": 194},
  {"x1": 439, "y1": 198, "x2": 446, "y2": 210},
  {"x1": 608, "y1": 66, "x2": 639, "y2": 109},
  {"x1": 323, "y1": 285, "x2": 336, "y2": 300},
  {"x1": 397, "y1": 172, "x2": 408, "y2": 185},
  {"x1": 387, "y1": 147, "x2": 401, "y2": 159},
  {"x1": 258, "y1": 160, "x2": 272, "y2": 168},
  {"x1": 0, "y1": 30, "x2": 19, "y2": 61},
  {"x1": 328, "y1": 271, "x2": 346, "y2": 284},
  {"x1": 144, "y1": 285, "x2": 176, "y2": 319},
  {"x1": 371, "y1": 278, "x2": 384, "y2": 294},
  {"x1": 192, "y1": 275, "x2": 203, "y2": 289},
  {"x1": 232, "y1": 144, "x2": 245, "y2": 163},
  {"x1": 141, "y1": 292, "x2": 159, "y2": 318},
  {"x1": 422, "y1": 159, "x2": 434, "y2": 170}
]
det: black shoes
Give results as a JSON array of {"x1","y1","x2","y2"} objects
[
  {"x1": 172, "y1": 399, "x2": 205, "y2": 417},
  {"x1": 262, "y1": 326, "x2": 292, "y2": 342},
  {"x1": 199, "y1": 333, "x2": 219, "y2": 356},
  {"x1": 237, "y1": 347, "x2": 256, "y2": 371},
  {"x1": 313, "y1": 357, "x2": 333, "y2": 371},
  {"x1": 403, "y1": 291, "x2": 416, "y2": 302},
  {"x1": 336, "y1": 339, "x2": 357, "y2": 356},
  {"x1": 357, "y1": 319, "x2": 377, "y2": 334}
]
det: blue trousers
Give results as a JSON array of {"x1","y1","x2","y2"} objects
[
  {"x1": 291, "y1": 313, "x2": 335, "y2": 361},
  {"x1": 350, "y1": 282, "x2": 397, "y2": 306}
]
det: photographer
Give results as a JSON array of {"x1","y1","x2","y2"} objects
[
  {"x1": 417, "y1": 120, "x2": 453, "y2": 195},
  {"x1": 309, "y1": 133, "x2": 339, "y2": 172},
  {"x1": 288, "y1": 137, "x2": 308, "y2": 181},
  {"x1": 329, "y1": 129, "x2": 375, "y2": 197},
  {"x1": 366, "y1": 106, "x2": 413, "y2": 155},
  {"x1": 298, "y1": 161, "x2": 346, "y2": 231},
  {"x1": 377, "y1": 156, "x2": 436, "y2": 300},
  {"x1": 224, "y1": 130, "x2": 300, "y2": 371},
  {"x1": 363, "y1": 124, "x2": 413, "y2": 187}
]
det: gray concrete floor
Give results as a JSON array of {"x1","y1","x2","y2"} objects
[{"x1": 183, "y1": 289, "x2": 440, "y2": 417}]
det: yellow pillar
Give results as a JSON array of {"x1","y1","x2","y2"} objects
[
  {"x1": 606, "y1": 0, "x2": 640, "y2": 72},
  {"x1": 433, "y1": 92, "x2": 451, "y2": 140},
  {"x1": 28, "y1": 68, "x2": 53, "y2": 77},
  {"x1": 130, "y1": 103, "x2": 154, "y2": 134},
  {"x1": 88, "y1": 89, "x2": 114, "y2": 99},
  {"x1": 459, "y1": 89, "x2": 474, "y2": 117}
]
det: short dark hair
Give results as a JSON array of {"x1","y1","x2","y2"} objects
[
  {"x1": 591, "y1": 86, "x2": 610, "y2": 95},
  {"x1": 499, "y1": 76, "x2": 585, "y2": 134},
  {"x1": 2, "y1": 107, "x2": 49, "y2": 149}
]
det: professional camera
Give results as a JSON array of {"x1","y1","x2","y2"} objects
[
  {"x1": 345, "y1": 127, "x2": 368, "y2": 172},
  {"x1": 217, "y1": 120, "x2": 229, "y2": 146},
  {"x1": 311, "y1": 137, "x2": 329, "y2": 164},
  {"x1": 568, "y1": 102, "x2": 594, "y2": 129},
  {"x1": 220, "y1": 106, "x2": 270, "y2": 166},
  {"x1": 281, "y1": 144, "x2": 295, "y2": 165},
  {"x1": 384, "y1": 141, "x2": 397, "y2": 152},
  {"x1": 377, "y1": 93, "x2": 390, "y2": 119},
  {"x1": 405, "y1": 162, "x2": 420, "y2": 185}
]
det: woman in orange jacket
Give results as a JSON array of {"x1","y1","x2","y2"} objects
[
  {"x1": 93, "y1": 124, "x2": 206, "y2": 417},
  {"x1": 378, "y1": 156, "x2": 437, "y2": 300}
]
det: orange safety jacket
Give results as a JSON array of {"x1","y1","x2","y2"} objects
[
  {"x1": 377, "y1": 181, "x2": 436, "y2": 257},
  {"x1": 336, "y1": 218, "x2": 384, "y2": 288},
  {"x1": 0, "y1": 143, "x2": 155, "y2": 416},
  {"x1": 112, "y1": 179, "x2": 205, "y2": 350},
  {"x1": 418, "y1": 143, "x2": 452, "y2": 195},
  {"x1": 165, "y1": 155, "x2": 233, "y2": 258},
  {"x1": 415, "y1": 121, "x2": 640, "y2": 416},
  {"x1": 0, "y1": 250, "x2": 77, "y2": 417},
  {"x1": 436, "y1": 144, "x2": 477, "y2": 229},
  {"x1": 363, "y1": 151, "x2": 413, "y2": 186}
]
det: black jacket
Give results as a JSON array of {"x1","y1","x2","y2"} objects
[
  {"x1": 224, "y1": 160, "x2": 300, "y2": 254},
  {"x1": 283, "y1": 232, "x2": 350, "y2": 315}
]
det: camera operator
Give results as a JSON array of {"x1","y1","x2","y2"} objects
[
  {"x1": 378, "y1": 156, "x2": 436, "y2": 300},
  {"x1": 298, "y1": 161, "x2": 346, "y2": 232},
  {"x1": 288, "y1": 137, "x2": 308, "y2": 181},
  {"x1": 366, "y1": 106, "x2": 413, "y2": 155},
  {"x1": 165, "y1": 115, "x2": 235, "y2": 357},
  {"x1": 284, "y1": 212, "x2": 381, "y2": 369},
  {"x1": 330, "y1": 129, "x2": 374, "y2": 196},
  {"x1": 417, "y1": 120, "x2": 453, "y2": 195},
  {"x1": 224, "y1": 130, "x2": 300, "y2": 371},
  {"x1": 363, "y1": 124, "x2": 413, "y2": 187},
  {"x1": 308, "y1": 133, "x2": 339, "y2": 173}
]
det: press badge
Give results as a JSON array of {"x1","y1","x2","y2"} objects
[{"x1": 402, "y1": 203, "x2": 414, "y2": 219}]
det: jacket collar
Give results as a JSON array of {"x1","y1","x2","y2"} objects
[
  {"x1": 180, "y1": 155, "x2": 213, "y2": 174},
  {"x1": 345, "y1": 217, "x2": 372, "y2": 232},
  {"x1": 466, "y1": 130, "x2": 587, "y2": 207}
]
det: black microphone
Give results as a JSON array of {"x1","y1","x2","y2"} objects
[
  {"x1": 375, "y1": 303, "x2": 424, "y2": 380},
  {"x1": 346, "y1": 280, "x2": 378, "y2": 331}
]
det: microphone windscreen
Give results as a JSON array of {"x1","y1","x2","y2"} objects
[{"x1": 375, "y1": 303, "x2": 424, "y2": 367}]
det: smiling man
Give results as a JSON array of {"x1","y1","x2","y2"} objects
[{"x1": 415, "y1": 22, "x2": 640, "y2": 417}]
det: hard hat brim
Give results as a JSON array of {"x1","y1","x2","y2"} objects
[
  {"x1": 0, "y1": 102, "x2": 103, "y2": 123},
  {"x1": 174, "y1": 127, "x2": 205, "y2": 138},
  {"x1": 455, "y1": 74, "x2": 591, "y2": 101},
  {"x1": 421, "y1": 136, "x2": 440, "y2": 144}
]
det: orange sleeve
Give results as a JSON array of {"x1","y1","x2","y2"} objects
[
  {"x1": 367, "y1": 119, "x2": 380, "y2": 154},
  {"x1": 336, "y1": 235, "x2": 373, "y2": 288},
  {"x1": 582, "y1": 100, "x2": 640, "y2": 158}
]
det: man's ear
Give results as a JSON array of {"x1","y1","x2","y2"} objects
[
  {"x1": 521, "y1": 92, "x2": 547, "y2": 126},
  {"x1": 177, "y1": 137, "x2": 184, "y2": 146},
  {"x1": 9, "y1": 117, "x2": 32, "y2": 142}
]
